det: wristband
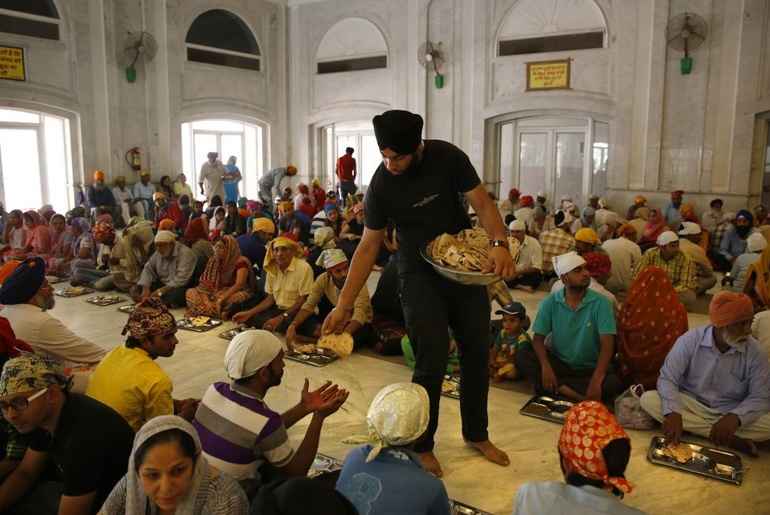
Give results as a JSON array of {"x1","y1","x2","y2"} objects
[{"x1": 490, "y1": 239, "x2": 508, "y2": 249}]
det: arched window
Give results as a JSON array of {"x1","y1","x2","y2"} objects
[
  {"x1": 316, "y1": 18, "x2": 388, "y2": 74},
  {"x1": 497, "y1": 0, "x2": 605, "y2": 56},
  {"x1": 0, "y1": 0, "x2": 60, "y2": 40},
  {"x1": 185, "y1": 9, "x2": 260, "y2": 71}
]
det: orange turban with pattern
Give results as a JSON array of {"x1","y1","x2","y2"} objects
[{"x1": 709, "y1": 291, "x2": 754, "y2": 328}]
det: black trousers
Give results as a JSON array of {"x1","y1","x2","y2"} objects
[
  {"x1": 400, "y1": 271, "x2": 490, "y2": 452},
  {"x1": 505, "y1": 270, "x2": 543, "y2": 289},
  {"x1": 514, "y1": 345, "x2": 624, "y2": 403}
]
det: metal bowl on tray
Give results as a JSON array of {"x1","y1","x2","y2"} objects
[{"x1": 420, "y1": 248, "x2": 499, "y2": 286}]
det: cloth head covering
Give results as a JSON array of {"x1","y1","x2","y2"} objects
[
  {"x1": 554, "y1": 210, "x2": 574, "y2": 227},
  {"x1": 598, "y1": 198, "x2": 609, "y2": 209},
  {"x1": 92, "y1": 220, "x2": 115, "y2": 244},
  {"x1": 671, "y1": 190, "x2": 684, "y2": 199},
  {"x1": 225, "y1": 330, "x2": 285, "y2": 380},
  {"x1": 140, "y1": 170, "x2": 151, "y2": 177},
  {"x1": 358, "y1": 383, "x2": 430, "y2": 463},
  {"x1": 122, "y1": 297, "x2": 176, "y2": 340},
  {"x1": 0, "y1": 261, "x2": 21, "y2": 285},
  {"x1": 93, "y1": 169, "x2": 105, "y2": 181},
  {"x1": 709, "y1": 291, "x2": 754, "y2": 328},
  {"x1": 157, "y1": 219, "x2": 176, "y2": 231},
  {"x1": 508, "y1": 219, "x2": 526, "y2": 232},
  {"x1": 575, "y1": 228, "x2": 600, "y2": 245},
  {"x1": 199, "y1": 235, "x2": 241, "y2": 291},
  {"x1": 278, "y1": 201, "x2": 294, "y2": 216},
  {"x1": 313, "y1": 226, "x2": 336, "y2": 249},
  {"x1": 124, "y1": 415, "x2": 211, "y2": 515},
  {"x1": 656, "y1": 231, "x2": 679, "y2": 246},
  {"x1": 263, "y1": 237, "x2": 299, "y2": 275},
  {"x1": 736, "y1": 209, "x2": 754, "y2": 224},
  {"x1": 298, "y1": 184, "x2": 310, "y2": 195},
  {"x1": 0, "y1": 353, "x2": 69, "y2": 397},
  {"x1": 0, "y1": 257, "x2": 45, "y2": 305},
  {"x1": 252, "y1": 217, "x2": 276, "y2": 235},
  {"x1": 584, "y1": 252, "x2": 611, "y2": 279},
  {"x1": 520, "y1": 195, "x2": 534, "y2": 208},
  {"x1": 372, "y1": 110, "x2": 423, "y2": 155},
  {"x1": 508, "y1": 188, "x2": 520, "y2": 199},
  {"x1": 23, "y1": 210, "x2": 43, "y2": 227},
  {"x1": 323, "y1": 203, "x2": 338, "y2": 215},
  {"x1": 154, "y1": 230, "x2": 176, "y2": 244},
  {"x1": 581, "y1": 207, "x2": 596, "y2": 225},
  {"x1": 559, "y1": 401, "x2": 633, "y2": 495},
  {"x1": 748, "y1": 232, "x2": 768, "y2": 253},
  {"x1": 680, "y1": 204, "x2": 698, "y2": 223},
  {"x1": 286, "y1": 165, "x2": 297, "y2": 175},
  {"x1": 553, "y1": 251, "x2": 586, "y2": 277},
  {"x1": 635, "y1": 206, "x2": 650, "y2": 221},
  {"x1": 633, "y1": 195, "x2": 647, "y2": 205},
  {"x1": 246, "y1": 200, "x2": 262, "y2": 211},
  {"x1": 617, "y1": 224, "x2": 637, "y2": 240},
  {"x1": 184, "y1": 218, "x2": 207, "y2": 243},
  {"x1": 678, "y1": 222, "x2": 701, "y2": 236},
  {"x1": 316, "y1": 249, "x2": 347, "y2": 270}
]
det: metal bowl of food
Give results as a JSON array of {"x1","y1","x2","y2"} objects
[{"x1": 420, "y1": 248, "x2": 499, "y2": 286}]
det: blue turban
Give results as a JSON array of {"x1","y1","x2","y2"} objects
[
  {"x1": 323, "y1": 203, "x2": 338, "y2": 215},
  {"x1": 736, "y1": 209, "x2": 754, "y2": 225},
  {"x1": 0, "y1": 257, "x2": 46, "y2": 305}
]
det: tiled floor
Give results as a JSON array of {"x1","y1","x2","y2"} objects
[{"x1": 47, "y1": 280, "x2": 768, "y2": 515}]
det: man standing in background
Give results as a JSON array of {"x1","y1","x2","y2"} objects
[
  {"x1": 199, "y1": 152, "x2": 226, "y2": 204},
  {"x1": 337, "y1": 147, "x2": 357, "y2": 203}
]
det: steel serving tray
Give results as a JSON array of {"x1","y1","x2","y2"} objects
[
  {"x1": 647, "y1": 436, "x2": 743, "y2": 485},
  {"x1": 54, "y1": 286, "x2": 94, "y2": 298},
  {"x1": 85, "y1": 295, "x2": 126, "y2": 306},
  {"x1": 176, "y1": 317, "x2": 223, "y2": 332},
  {"x1": 519, "y1": 395, "x2": 575, "y2": 425},
  {"x1": 285, "y1": 347, "x2": 338, "y2": 367}
]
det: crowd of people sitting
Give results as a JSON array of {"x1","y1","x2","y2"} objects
[{"x1": 0, "y1": 171, "x2": 766, "y2": 514}]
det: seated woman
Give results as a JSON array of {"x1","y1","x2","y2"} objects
[
  {"x1": 204, "y1": 195, "x2": 223, "y2": 220},
  {"x1": 513, "y1": 402, "x2": 644, "y2": 515},
  {"x1": 184, "y1": 217, "x2": 214, "y2": 265},
  {"x1": 208, "y1": 206, "x2": 226, "y2": 241},
  {"x1": 109, "y1": 217, "x2": 155, "y2": 292},
  {"x1": 186, "y1": 235, "x2": 253, "y2": 319},
  {"x1": 1, "y1": 210, "x2": 27, "y2": 262},
  {"x1": 71, "y1": 219, "x2": 115, "y2": 288},
  {"x1": 45, "y1": 213, "x2": 74, "y2": 276},
  {"x1": 324, "y1": 204, "x2": 343, "y2": 237},
  {"x1": 100, "y1": 415, "x2": 248, "y2": 515},
  {"x1": 336, "y1": 383, "x2": 451, "y2": 515},
  {"x1": 617, "y1": 266, "x2": 688, "y2": 389},
  {"x1": 68, "y1": 217, "x2": 97, "y2": 276},
  {"x1": 223, "y1": 201, "x2": 246, "y2": 237},
  {"x1": 22, "y1": 210, "x2": 51, "y2": 258},
  {"x1": 637, "y1": 208, "x2": 667, "y2": 252},
  {"x1": 339, "y1": 203, "x2": 365, "y2": 259}
]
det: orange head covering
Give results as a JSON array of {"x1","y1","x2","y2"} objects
[
  {"x1": 520, "y1": 195, "x2": 534, "y2": 208},
  {"x1": 158, "y1": 219, "x2": 176, "y2": 231},
  {"x1": 575, "y1": 228, "x2": 600, "y2": 245},
  {"x1": 0, "y1": 261, "x2": 21, "y2": 285},
  {"x1": 709, "y1": 291, "x2": 754, "y2": 328},
  {"x1": 617, "y1": 224, "x2": 637, "y2": 240},
  {"x1": 559, "y1": 401, "x2": 633, "y2": 495},
  {"x1": 93, "y1": 169, "x2": 105, "y2": 182}
]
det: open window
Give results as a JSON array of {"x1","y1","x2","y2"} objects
[
  {"x1": 185, "y1": 9, "x2": 260, "y2": 71},
  {"x1": 0, "y1": 0, "x2": 61, "y2": 41}
]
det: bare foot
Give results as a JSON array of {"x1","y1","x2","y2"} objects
[
  {"x1": 417, "y1": 451, "x2": 444, "y2": 477},
  {"x1": 468, "y1": 440, "x2": 510, "y2": 467}
]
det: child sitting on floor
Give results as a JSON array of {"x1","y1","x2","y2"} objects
[
  {"x1": 401, "y1": 329, "x2": 460, "y2": 375},
  {"x1": 490, "y1": 302, "x2": 531, "y2": 382}
]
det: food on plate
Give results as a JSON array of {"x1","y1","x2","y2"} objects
[
  {"x1": 426, "y1": 228, "x2": 520, "y2": 272},
  {"x1": 293, "y1": 343, "x2": 317, "y2": 354},
  {"x1": 317, "y1": 332, "x2": 354, "y2": 358},
  {"x1": 662, "y1": 443, "x2": 695, "y2": 463},
  {"x1": 190, "y1": 316, "x2": 210, "y2": 327},
  {"x1": 441, "y1": 380, "x2": 457, "y2": 394}
]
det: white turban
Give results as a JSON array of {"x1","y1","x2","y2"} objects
[
  {"x1": 508, "y1": 220, "x2": 526, "y2": 232},
  {"x1": 657, "y1": 231, "x2": 679, "y2": 246},
  {"x1": 678, "y1": 222, "x2": 702, "y2": 236},
  {"x1": 224, "y1": 330, "x2": 286, "y2": 380},
  {"x1": 552, "y1": 251, "x2": 586, "y2": 278},
  {"x1": 154, "y1": 230, "x2": 176, "y2": 244},
  {"x1": 747, "y1": 232, "x2": 767, "y2": 253},
  {"x1": 316, "y1": 249, "x2": 348, "y2": 270},
  {"x1": 363, "y1": 383, "x2": 430, "y2": 463}
]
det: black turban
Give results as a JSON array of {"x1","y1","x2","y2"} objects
[
  {"x1": 0, "y1": 257, "x2": 45, "y2": 305},
  {"x1": 372, "y1": 110, "x2": 423, "y2": 155}
]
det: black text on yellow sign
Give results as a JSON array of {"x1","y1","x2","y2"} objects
[{"x1": 0, "y1": 46, "x2": 25, "y2": 82}]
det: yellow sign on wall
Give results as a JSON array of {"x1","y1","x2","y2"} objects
[
  {"x1": 0, "y1": 46, "x2": 25, "y2": 82},
  {"x1": 526, "y1": 59, "x2": 570, "y2": 91}
]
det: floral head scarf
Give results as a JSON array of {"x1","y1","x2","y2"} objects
[
  {"x1": 0, "y1": 353, "x2": 70, "y2": 397},
  {"x1": 122, "y1": 297, "x2": 176, "y2": 340}
]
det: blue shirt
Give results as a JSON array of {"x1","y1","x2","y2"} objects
[
  {"x1": 719, "y1": 226, "x2": 754, "y2": 260},
  {"x1": 664, "y1": 202, "x2": 681, "y2": 225},
  {"x1": 336, "y1": 446, "x2": 451, "y2": 515},
  {"x1": 513, "y1": 482, "x2": 646, "y2": 515},
  {"x1": 657, "y1": 326, "x2": 770, "y2": 426},
  {"x1": 533, "y1": 289, "x2": 616, "y2": 369}
]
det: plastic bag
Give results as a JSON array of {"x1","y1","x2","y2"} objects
[{"x1": 614, "y1": 384, "x2": 656, "y2": 430}]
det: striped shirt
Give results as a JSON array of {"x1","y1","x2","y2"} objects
[{"x1": 193, "y1": 382, "x2": 294, "y2": 480}]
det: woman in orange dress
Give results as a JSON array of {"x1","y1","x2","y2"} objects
[
  {"x1": 616, "y1": 266, "x2": 689, "y2": 389},
  {"x1": 637, "y1": 208, "x2": 667, "y2": 252},
  {"x1": 22, "y1": 210, "x2": 51, "y2": 257}
]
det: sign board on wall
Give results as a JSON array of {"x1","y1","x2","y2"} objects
[
  {"x1": 0, "y1": 46, "x2": 25, "y2": 81},
  {"x1": 526, "y1": 59, "x2": 570, "y2": 91}
]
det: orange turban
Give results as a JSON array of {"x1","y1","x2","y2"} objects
[
  {"x1": 709, "y1": 291, "x2": 754, "y2": 328},
  {"x1": 0, "y1": 261, "x2": 21, "y2": 285},
  {"x1": 158, "y1": 219, "x2": 176, "y2": 231},
  {"x1": 617, "y1": 224, "x2": 637, "y2": 240},
  {"x1": 93, "y1": 169, "x2": 105, "y2": 181}
]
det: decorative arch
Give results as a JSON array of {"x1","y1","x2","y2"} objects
[
  {"x1": 315, "y1": 17, "x2": 388, "y2": 74},
  {"x1": 185, "y1": 9, "x2": 261, "y2": 71}
]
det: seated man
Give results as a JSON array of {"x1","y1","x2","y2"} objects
[
  {"x1": 152, "y1": 191, "x2": 184, "y2": 230},
  {"x1": 539, "y1": 210, "x2": 575, "y2": 277},
  {"x1": 86, "y1": 170, "x2": 117, "y2": 221},
  {"x1": 136, "y1": 230, "x2": 197, "y2": 308},
  {"x1": 513, "y1": 401, "x2": 643, "y2": 515},
  {"x1": 515, "y1": 252, "x2": 622, "y2": 403},
  {"x1": 641, "y1": 292, "x2": 770, "y2": 455},
  {"x1": 728, "y1": 232, "x2": 767, "y2": 292},
  {"x1": 86, "y1": 298, "x2": 198, "y2": 432},
  {"x1": 233, "y1": 237, "x2": 314, "y2": 332},
  {"x1": 0, "y1": 354, "x2": 134, "y2": 515},
  {"x1": 286, "y1": 249, "x2": 373, "y2": 348},
  {"x1": 237, "y1": 217, "x2": 275, "y2": 273},
  {"x1": 633, "y1": 231, "x2": 697, "y2": 310},
  {"x1": 602, "y1": 224, "x2": 641, "y2": 296},
  {"x1": 506, "y1": 220, "x2": 543, "y2": 291},
  {"x1": 70, "y1": 219, "x2": 115, "y2": 290},
  {"x1": 716, "y1": 209, "x2": 755, "y2": 271},
  {"x1": 677, "y1": 222, "x2": 717, "y2": 295},
  {"x1": 193, "y1": 330, "x2": 348, "y2": 497},
  {"x1": 0, "y1": 257, "x2": 106, "y2": 367}
]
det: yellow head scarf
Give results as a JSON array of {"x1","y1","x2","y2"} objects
[{"x1": 263, "y1": 237, "x2": 299, "y2": 274}]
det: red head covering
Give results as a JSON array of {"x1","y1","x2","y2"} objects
[
  {"x1": 509, "y1": 188, "x2": 520, "y2": 200},
  {"x1": 92, "y1": 220, "x2": 115, "y2": 244},
  {"x1": 584, "y1": 251, "x2": 611, "y2": 278},
  {"x1": 520, "y1": 195, "x2": 534, "y2": 208},
  {"x1": 709, "y1": 291, "x2": 754, "y2": 328},
  {"x1": 184, "y1": 217, "x2": 207, "y2": 243},
  {"x1": 559, "y1": 401, "x2": 633, "y2": 495}
]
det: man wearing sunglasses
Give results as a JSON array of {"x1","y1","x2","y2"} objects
[
  {"x1": 0, "y1": 354, "x2": 134, "y2": 515},
  {"x1": 322, "y1": 109, "x2": 515, "y2": 477}
]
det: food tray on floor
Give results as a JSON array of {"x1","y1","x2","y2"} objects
[
  {"x1": 54, "y1": 286, "x2": 94, "y2": 298},
  {"x1": 176, "y1": 316, "x2": 223, "y2": 332},
  {"x1": 441, "y1": 374, "x2": 461, "y2": 399},
  {"x1": 285, "y1": 346, "x2": 338, "y2": 367},
  {"x1": 117, "y1": 303, "x2": 136, "y2": 314},
  {"x1": 450, "y1": 500, "x2": 492, "y2": 515},
  {"x1": 45, "y1": 275, "x2": 68, "y2": 285},
  {"x1": 647, "y1": 436, "x2": 743, "y2": 485},
  {"x1": 85, "y1": 295, "x2": 126, "y2": 306},
  {"x1": 218, "y1": 326, "x2": 249, "y2": 341},
  {"x1": 308, "y1": 453, "x2": 343, "y2": 479},
  {"x1": 519, "y1": 395, "x2": 574, "y2": 425}
]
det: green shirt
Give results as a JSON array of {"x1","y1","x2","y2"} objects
[{"x1": 532, "y1": 288, "x2": 616, "y2": 369}]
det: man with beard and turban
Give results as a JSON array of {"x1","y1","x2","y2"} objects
[
  {"x1": 87, "y1": 170, "x2": 117, "y2": 220},
  {"x1": 716, "y1": 210, "x2": 756, "y2": 272},
  {"x1": 286, "y1": 249, "x2": 373, "y2": 348},
  {"x1": 665, "y1": 190, "x2": 684, "y2": 225},
  {"x1": 321, "y1": 109, "x2": 514, "y2": 477},
  {"x1": 641, "y1": 292, "x2": 770, "y2": 455}
]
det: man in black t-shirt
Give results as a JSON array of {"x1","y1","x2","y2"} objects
[
  {"x1": 0, "y1": 354, "x2": 134, "y2": 514},
  {"x1": 323, "y1": 110, "x2": 515, "y2": 477}
]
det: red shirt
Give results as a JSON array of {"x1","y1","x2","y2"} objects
[{"x1": 337, "y1": 155, "x2": 357, "y2": 182}]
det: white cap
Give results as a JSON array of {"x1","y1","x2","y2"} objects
[
  {"x1": 154, "y1": 230, "x2": 176, "y2": 244},
  {"x1": 224, "y1": 330, "x2": 286, "y2": 380},
  {"x1": 678, "y1": 222, "x2": 702, "y2": 236},
  {"x1": 364, "y1": 383, "x2": 430, "y2": 463},
  {"x1": 509, "y1": 220, "x2": 526, "y2": 232},
  {"x1": 657, "y1": 231, "x2": 679, "y2": 246},
  {"x1": 552, "y1": 251, "x2": 586, "y2": 277},
  {"x1": 536, "y1": 191, "x2": 545, "y2": 198},
  {"x1": 747, "y1": 232, "x2": 767, "y2": 253}
]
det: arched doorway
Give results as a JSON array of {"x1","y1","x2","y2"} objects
[{"x1": 317, "y1": 120, "x2": 380, "y2": 193}]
